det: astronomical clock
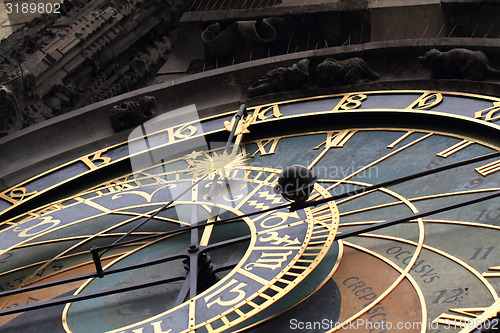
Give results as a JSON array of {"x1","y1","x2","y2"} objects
[{"x1": 1, "y1": 90, "x2": 500, "y2": 333}]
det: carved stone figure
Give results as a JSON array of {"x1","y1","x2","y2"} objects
[
  {"x1": 419, "y1": 48, "x2": 500, "y2": 80},
  {"x1": 109, "y1": 96, "x2": 157, "y2": 132},
  {"x1": 315, "y1": 57, "x2": 379, "y2": 86},
  {"x1": 248, "y1": 59, "x2": 310, "y2": 97}
]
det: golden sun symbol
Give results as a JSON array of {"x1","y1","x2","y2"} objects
[{"x1": 187, "y1": 151, "x2": 247, "y2": 179}]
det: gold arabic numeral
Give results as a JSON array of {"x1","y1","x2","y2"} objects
[
  {"x1": 475, "y1": 159, "x2": 500, "y2": 176},
  {"x1": 0, "y1": 187, "x2": 38, "y2": 205},
  {"x1": 332, "y1": 93, "x2": 367, "y2": 111},
  {"x1": 433, "y1": 307, "x2": 488, "y2": 329},
  {"x1": 80, "y1": 149, "x2": 111, "y2": 170},
  {"x1": 204, "y1": 279, "x2": 248, "y2": 309},
  {"x1": 244, "y1": 251, "x2": 293, "y2": 271},
  {"x1": 253, "y1": 103, "x2": 282, "y2": 122},
  {"x1": 406, "y1": 91, "x2": 443, "y2": 110},
  {"x1": 474, "y1": 101, "x2": 500, "y2": 123},
  {"x1": 12, "y1": 216, "x2": 60, "y2": 238},
  {"x1": 165, "y1": 123, "x2": 198, "y2": 144},
  {"x1": 248, "y1": 138, "x2": 281, "y2": 158}
]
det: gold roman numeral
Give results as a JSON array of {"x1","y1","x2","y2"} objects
[
  {"x1": 475, "y1": 159, "x2": 500, "y2": 176},
  {"x1": 387, "y1": 131, "x2": 415, "y2": 149},
  {"x1": 437, "y1": 140, "x2": 474, "y2": 158},
  {"x1": 249, "y1": 138, "x2": 281, "y2": 158},
  {"x1": 314, "y1": 130, "x2": 357, "y2": 149},
  {"x1": 308, "y1": 130, "x2": 357, "y2": 169},
  {"x1": 433, "y1": 307, "x2": 489, "y2": 329},
  {"x1": 483, "y1": 266, "x2": 500, "y2": 278}
]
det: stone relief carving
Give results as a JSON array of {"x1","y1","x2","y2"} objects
[
  {"x1": 109, "y1": 96, "x2": 157, "y2": 132},
  {"x1": 247, "y1": 57, "x2": 380, "y2": 97},
  {"x1": 419, "y1": 48, "x2": 500, "y2": 80},
  {"x1": 315, "y1": 57, "x2": 379, "y2": 86},
  {"x1": 248, "y1": 59, "x2": 310, "y2": 97}
]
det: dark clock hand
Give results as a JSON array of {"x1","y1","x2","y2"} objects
[
  {"x1": 4, "y1": 151, "x2": 499, "y2": 316},
  {"x1": 5, "y1": 188, "x2": 498, "y2": 316},
  {"x1": 4, "y1": 148, "x2": 496, "y2": 314},
  {"x1": 97, "y1": 173, "x2": 209, "y2": 258},
  {"x1": 334, "y1": 188, "x2": 500, "y2": 240},
  {"x1": 290, "y1": 150, "x2": 500, "y2": 211},
  {"x1": 93, "y1": 149, "x2": 500, "y2": 256},
  {"x1": 0, "y1": 234, "x2": 250, "y2": 316},
  {"x1": 181, "y1": 103, "x2": 247, "y2": 300}
]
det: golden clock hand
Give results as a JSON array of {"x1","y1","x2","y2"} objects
[
  {"x1": 99, "y1": 104, "x2": 248, "y2": 258},
  {"x1": 88, "y1": 149, "x2": 500, "y2": 280},
  {"x1": 89, "y1": 149, "x2": 500, "y2": 258}
]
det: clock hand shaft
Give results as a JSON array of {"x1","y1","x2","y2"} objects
[
  {"x1": 225, "y1": 103, "x2": 246, "y2": 152},
  {"x1": 0, "y1": 272, "x2": 187, "y2": 317},
  {"x1": 1, "y1": 234, "x2": 250, "y2": 300},
  {"x1": 335, "y1": 189, "x2": 500, "y2": 240},
  {"x1": 206, "y1": 103, "x2": 246, "y2": 200},
  {"x1": 99, "y1": 174, "x2": 209, "y2": 257},
  {"x1": 0, "y1": 237, "x2": 252, "y2": 316},
  {"x1": 291, "y1": 150, "x2": 500, "y2": 211},
  {"x1": 0, "y1": 253, "x2": 187, "y2": 299}
]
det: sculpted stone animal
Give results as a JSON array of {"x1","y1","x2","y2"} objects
[
  {"x1": 419, "y1": 48, "x2": 500, "y2": 80},
  {"x1": 314, "y1": 57, "x2": 379, "y2": 86},
  {"x1": 109, "y1": 96, "x2": 157, "y2": 132},
  {"x1": 248, "y1": 59, "x2": 310, "y2": 97}
]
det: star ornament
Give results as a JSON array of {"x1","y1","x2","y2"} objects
[{"x1": 187, "y1": 150, "x2": 248, "y2": 180}]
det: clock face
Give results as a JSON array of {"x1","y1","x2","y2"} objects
[{"x1": 1, "y1": 91, "x2": 500, "y2": 333}]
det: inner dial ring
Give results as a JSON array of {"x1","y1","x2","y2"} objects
[
  {"x1": 319, "y1": 179, "x2": 426, "y2": 331},
  {"x1": 0, "y1": 165, "x2": 340, "y2": 333}
]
